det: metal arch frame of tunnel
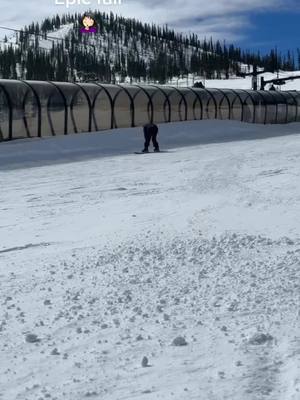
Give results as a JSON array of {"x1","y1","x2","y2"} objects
[
  {"x1": 186, "y1": 87, "x2": 204, "y2": 120},
  {"x1": 91, "y1": 84, "x2": 135, "y2": 129},
  {"x1": 252, "y1": 90, "x2": 269, "y2": 124},
  {"x1": 132, "y1": 84, "x2": 154, "y2": 124},
  {"x1": 89, "y1": 85, "x2": 104, "y2": 131},
  {"x1": 277, "y1": 90, "x2": 299, "y2": 123},
  {"x1": 285, "y1": 91, "x2": 299, "y2": 121},
  {"x1": 147, "y1": 84, "x2": 172, "y2": 123},
  {"x1": 266, "y1": 90, "x2": 288, "y2": 124},
  {"x1": 20, "y1": 80, "x2": 42, "y2": 138},
  {"x1": 257, "y1": 91, "x2": 271, "y2": 124},
  {"x1": 258, "y1": 90, "x2": 294, "y2": 124},
  {"x1": 237, "y1": 89, "x2": 257, "y2": 123},
  {"x1": 0, "y1": 83, "x2": 13, "y2": 140},
  {"x1": 70, "y1": 83, "x2": 93, "y2": 133},
  {"x1": 21, "y1": 89, "x2": 34, "y2": 138},
  {"x1": 172, "y1": 86, "x2": 188, "y2": 121},
  {"x1": 157, "y1": 85, "x2": 188, "y2": 122},
  {"x1": 1, "y1": 80, "x2": 300, "y2": 141},
  {"x1": 228, "y1": 89, "x2": 245, "y2": 121},
  {"x1": 212, "y1": 88, "x2": 232, "y2": 120},
  {"x1": 92, "y1": 83, "x2": 114, "y2": 130},
  {"x1": 47, "y1": 81, "x2": 68, "y2": 135},
  {"x1": 202, "y1": 88, "x2": 218, "y2": 119},
  {"x1": 115, "y1": 84, "x2": 136, "y2": 128}
]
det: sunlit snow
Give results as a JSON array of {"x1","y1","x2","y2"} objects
[{"x1": 0, "y1": 120, "x2": 300, "y2": 400}]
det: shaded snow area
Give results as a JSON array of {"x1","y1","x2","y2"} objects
[{"x1": 0, "y1": 120, "x2": 300, "y2": 400}]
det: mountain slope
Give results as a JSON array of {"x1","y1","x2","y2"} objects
[{"x1": 0, "y1": 12, "x2": 298, "y2": 83}]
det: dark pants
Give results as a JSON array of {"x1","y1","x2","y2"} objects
[{"x1": 144, "y1": 125, "x2": 159, "y2": 150}]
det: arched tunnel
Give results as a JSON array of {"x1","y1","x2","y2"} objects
[{"x1": 0, "y1": 79, "x2": 299, "y2": 140}]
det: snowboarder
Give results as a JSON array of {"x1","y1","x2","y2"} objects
[{"x1": 142, "y1": 123, "x2": 160, "y2": 153}]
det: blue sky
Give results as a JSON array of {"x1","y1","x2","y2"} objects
[
  {"x1": 241, "y1": 10, "x2": 300, "y2": 55},
  {"x1": 0, "y1": 0, "x2": 299, "y2": 56}
]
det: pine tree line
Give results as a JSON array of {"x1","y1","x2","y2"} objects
[{"x1": 0, "y1": 12, "x2": 299, "y2": 82}]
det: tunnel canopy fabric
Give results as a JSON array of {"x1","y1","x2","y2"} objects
[{"x1": 0, "y1": 80, "x2": 299, "y2": 140}]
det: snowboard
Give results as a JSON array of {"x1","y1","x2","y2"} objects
[{"x1": 134, "y1": 150, "x2": 169, "y2": 154}]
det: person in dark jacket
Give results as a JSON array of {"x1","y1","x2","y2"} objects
[{"x1": 142, "y1": 123, "x2": 160, "y2": 152}]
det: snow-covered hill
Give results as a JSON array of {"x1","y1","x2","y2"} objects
[
  {"x1": 4, "y1": 12, "x2": 299, "y2": 85},
  {"x1": 0, "y1": 120, "x2": 300, "y2": 399},
  {"x1": 2, "y1": 23, "x2": 299, "y2": 90}
]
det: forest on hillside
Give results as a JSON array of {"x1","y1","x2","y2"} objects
[{"x1": 0, "y1": 12, "x2": 299, "y2": 83}]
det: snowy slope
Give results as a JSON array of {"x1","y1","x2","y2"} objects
[
  {"x1": 0, "y1": 25, "x2": 72, "y2": 52},
  {"x1": 0, "y1": 120, "x2": 300, "y2": 400},
  {"x1": 205, "y1": 70, "x2": 300, "y2": 91},
  {"x1": 38, "y1": 24, "x2": 74, "y2": 50},
  {"x1": 167, "y1": 70, "x2": 300, "y2": 91},
  {"x1": 3, "y1": 22, "x2": 300, "y2": 91}
]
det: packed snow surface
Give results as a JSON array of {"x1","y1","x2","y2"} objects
[
  {"x1": 167, "y1": 70, "x2": 300, "y2": 91},
  {"x1": 0, "y1": 120, "x2": 300, "y2": 400}
]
